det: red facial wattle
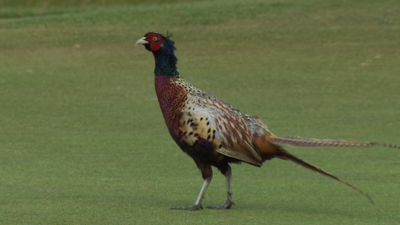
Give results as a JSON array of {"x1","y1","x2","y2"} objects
[{"x1": 147, "y1": 33, "x2": 164, "y2": 51}]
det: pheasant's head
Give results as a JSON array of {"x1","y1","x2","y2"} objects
[
  {"x1": 136, "y1": 32, "x2": 179, "y2": 78},
  {"x1": 136, "y1": 32, "x2": 175, "y2": 53}
]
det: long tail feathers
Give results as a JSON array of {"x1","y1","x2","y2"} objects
[
  {"x1": 272, "y1": 135, "x2": 400, "y2": 204},
  {"x1": 277, "y1": 151, "x2": 375, "y2": 205},
  {"x1": 271, "y1": 136, "x2": 400, "y2": 149}
]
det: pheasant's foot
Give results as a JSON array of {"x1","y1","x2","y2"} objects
[
  {"x1": 206, "y1": 199, "x2": 234, "y2": 210},
  {"x1": 171, "y1": 204, "x2": 203, "y2": 211}
]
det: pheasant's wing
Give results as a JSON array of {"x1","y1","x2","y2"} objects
[{"x1": 179, "y1": 91, "x2": 263, "y2": 166}]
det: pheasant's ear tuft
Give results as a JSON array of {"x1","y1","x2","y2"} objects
[
  {"x1": 164, "y1": 31, "x2": 175, "y2": 49},
  {"x1": 166, "y1": 31, "x2": 173, "y2": 39}
]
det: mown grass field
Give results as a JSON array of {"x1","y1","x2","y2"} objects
[{"x1": 1, "y1": 0, "x2": 399, "y2": 224}]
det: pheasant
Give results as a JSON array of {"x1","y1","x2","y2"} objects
[{"x1": 136, "y1": 32, "x2": 399, "y2": 210}]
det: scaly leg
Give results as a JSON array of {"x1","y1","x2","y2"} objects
[
  {"x1": 171, "y1": 176, "x2": 212, "y2": 211},
  {"x1": 207, "y1": 165, "x2": 234, "y2": 209}
]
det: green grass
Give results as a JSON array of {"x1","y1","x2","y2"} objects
[{"x1": 1, "y1": 0, "x2": 400, "y2": 224}]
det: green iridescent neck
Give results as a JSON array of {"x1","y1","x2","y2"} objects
[{"x1": 153, "y1": 50, "x2": 180, "y2": 78}]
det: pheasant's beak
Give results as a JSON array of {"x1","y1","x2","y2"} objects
[{"x1": 136, "y1": 37, "x2": 149, "y2": 45}]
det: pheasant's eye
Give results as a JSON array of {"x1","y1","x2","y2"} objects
[{"x1": 152, "y1": 37, "x2": 158, "y2": 41}]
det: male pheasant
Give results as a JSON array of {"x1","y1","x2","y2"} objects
[{"x1": 136, "y1": 32, "x2": 399, "y2": 210}]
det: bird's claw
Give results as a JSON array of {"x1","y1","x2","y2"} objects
[
  {"x1": 171, "y1": 204, "x2": 203, "y2": 211},
  {"x1": 206, "y1": 199, "x2": 234, "y2": 210}
]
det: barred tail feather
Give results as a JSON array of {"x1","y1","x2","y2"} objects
[
  {"x1": 277, "y1": 150, "x2": 375, "y2": 205},
  {"x1": 271, "y1": 136, "x2": 400, "y2": 149}
]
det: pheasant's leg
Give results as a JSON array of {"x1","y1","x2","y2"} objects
[
  {"x1": 207, "y1": 165, "x2": 234, "y2": 209},
  {"x1": 172, "y1": 164, "x2": 213, "y2": 211},
  {"x1": 171, "y1": 176, "x2": 211, "y2": 211}
]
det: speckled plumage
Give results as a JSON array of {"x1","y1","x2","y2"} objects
[
  {"x1": 167, "y1": 77, "x2": 269, "y2": 166},
  {"x1": 136, "y1": 32, "x2": 399, "y2": 210}
]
